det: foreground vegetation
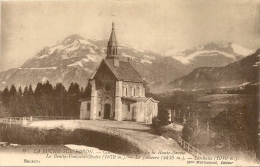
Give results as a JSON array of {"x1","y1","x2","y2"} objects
[
  {"x1": 182, "y1": 94, "x2": 258, "y2": 162},
  {"x1": 0, "y1": 124, "x2": 141, "y2": 155},
  {"x1": 149, "y1": 87, "x2": 259, "y2": 161}
]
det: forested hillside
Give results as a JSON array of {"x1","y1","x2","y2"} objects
[{"x1": 0, "y1": 81, "x2": 91, "y2": 117}]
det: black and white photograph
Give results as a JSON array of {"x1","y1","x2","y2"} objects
[{"x1": 0, "y1": 0, "x2": 259, "y2": 166}]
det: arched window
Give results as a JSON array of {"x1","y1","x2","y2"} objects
[
  {"x1": 138, "y1": 87, "x2": 142, "y2": 97},
  {"x1": 133, "y1": 88, "x2": 136, "y2": 96},
  {"x1": 126, "y1": 87, "x2": 128, "y2": 96},
  {"x1": 123, "y1": 86, "x2": 127, "y2": 96},
  {"x1": 130, "y1": 86, "x2": 133, "y2": 96},
  {"x1": 87, "y1": 102, "x2": 91, "y2": 111}
]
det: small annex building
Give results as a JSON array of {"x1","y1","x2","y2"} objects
[{"x1": 80, "y1": 23, "x2": 159, "y2": 124}]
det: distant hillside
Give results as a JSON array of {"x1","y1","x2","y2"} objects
[{"x1": 167, "y1": 48, "x2": 260, "y2": 91}]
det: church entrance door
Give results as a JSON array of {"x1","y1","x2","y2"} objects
[{"x1": 104, "y1": 104, "x2": 111, "y2": 119}]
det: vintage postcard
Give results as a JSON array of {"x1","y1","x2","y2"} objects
[{"x1": 0, "y1": 0, "x2": 259, "y2": 166}]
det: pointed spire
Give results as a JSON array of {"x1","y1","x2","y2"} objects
[
  {"x1": 106, "y1": 22, "x2": 119, "y2": 66},
  {"x1": 108, "y1": 22, "x2": 118, "y2": 47}
]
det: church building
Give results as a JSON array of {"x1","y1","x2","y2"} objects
[{"x1": 80, "y1": 23, "x2": 159, "y2": 124}]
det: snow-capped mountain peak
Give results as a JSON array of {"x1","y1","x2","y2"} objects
[
  {"x1": 172, "y1": 50, "x2": 236, "y2": 64},
  {"x1": 231, "y1": 43, "x2": 253, "y2": 56},
  {"x1": 165, "y1": 42, "x2": 252, "y2": 66},
  {"x1": 62, "y1": 34, "x2": 84, "y2": 45}
]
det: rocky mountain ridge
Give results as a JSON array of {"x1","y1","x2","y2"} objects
[{"x1": 166, "y1": 48, "x2": 259, "y2": 91}]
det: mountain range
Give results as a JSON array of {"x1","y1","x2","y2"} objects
[
  {"x1": 0, "y1": 34, "x2": 183, "y2": 91},
  {"x1": 167, "y1": 48, "x2": 259, "y2": 91},
  {"x1": 0, "y1": 34, "x2": 257, "y2": 92},
  {"x1": 165, "y1": 42, "x2": 253, "y2": 74}
]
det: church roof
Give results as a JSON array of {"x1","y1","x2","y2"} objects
[{"x1": 103, "y1": 59, "x2": 145, "y2": 83}]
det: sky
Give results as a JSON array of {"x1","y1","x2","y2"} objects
[{"x1": 1, "y1": 0, "x2": 260, "y2": 72}]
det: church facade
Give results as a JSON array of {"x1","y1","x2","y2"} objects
[{"x1": 80, "y1": 23, "x2": 159, "y2": 124}]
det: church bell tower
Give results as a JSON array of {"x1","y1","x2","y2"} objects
[{"x1": 106, "y1": 22, "x2": 119, "y2": 66}]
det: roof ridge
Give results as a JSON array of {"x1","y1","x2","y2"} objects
[
  {"x1": 145, "y1": 97, "x2": 159, "y2": 103},
  {"x1": 89, "y1": 61, "x2": 103, "y2": 80},
  {"x1": 94, "y1": 59, "x2": 145, "y2": 83},
  {"x1": 103, "y1": 59, "x2": 119, "y2": 80}
]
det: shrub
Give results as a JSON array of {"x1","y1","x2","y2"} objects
[
  {"x1": 1, "y1": 126, "x2": 47, "y2": 144},
  {"x1": 45, "y1": 127, "x2": 71, "y2": 145},
  {"x1": 157, "y1": 109, "x2": 170, "y2": 126},
  {"x1": 0, "y1": 125, "x2": 143, "y2": 155},
  {"x1": 152, "y1": 116, "x2": 162, "y2": 135}
]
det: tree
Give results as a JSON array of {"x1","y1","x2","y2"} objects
[
  {"x1": 54, "y1": 83, "x2": 67, "y2": 116},
  {"x1": 17, "y1": 87, "x2": 23, "y2": 97},
  {"x1": 157, "y1": 108, "x2": 170, "y2": 126},
  {"x1": 42, "y1": 81, "x2": 55, "y2": 116},
  {"x1": 9, "y1": 85, "x2": 17, "y2": 97},
  {"x1": 34, "y1": 82, "x2": 44, "y2": 115},
  {"x1": 7, "y1": 85, "x2": 19, "y2": 116},
  {"x1": 16, "y1": 86, "x2": 26, "y2": 116},
  {"x1": 27, "y1": 84, "x2": 38, "y2": 116},
  {"x1": 80, "y1": 87, "x2": 84, "y2": 99},
  {"x1": 34, "y1": 82, "x2": 55, "y2": 116},
  {"x1": 66, "y1": 82, "x2": 80, "y2": 117},
  {"x1": 82, "y1": 81, "x2": 92, "y2": 99},
  {"x1": 2, "y1": 87, "x2": 9, "y2": 107},
  {"x1": 22, "y1": 85, "x2": 30, "y2": 116},
  {"x1": 210, "y1": 97, "x2": 257, "y2": 154}
]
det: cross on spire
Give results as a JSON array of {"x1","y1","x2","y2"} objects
[{"x1": 112, "y1": 22, "x2": 115, "y2": 29}]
